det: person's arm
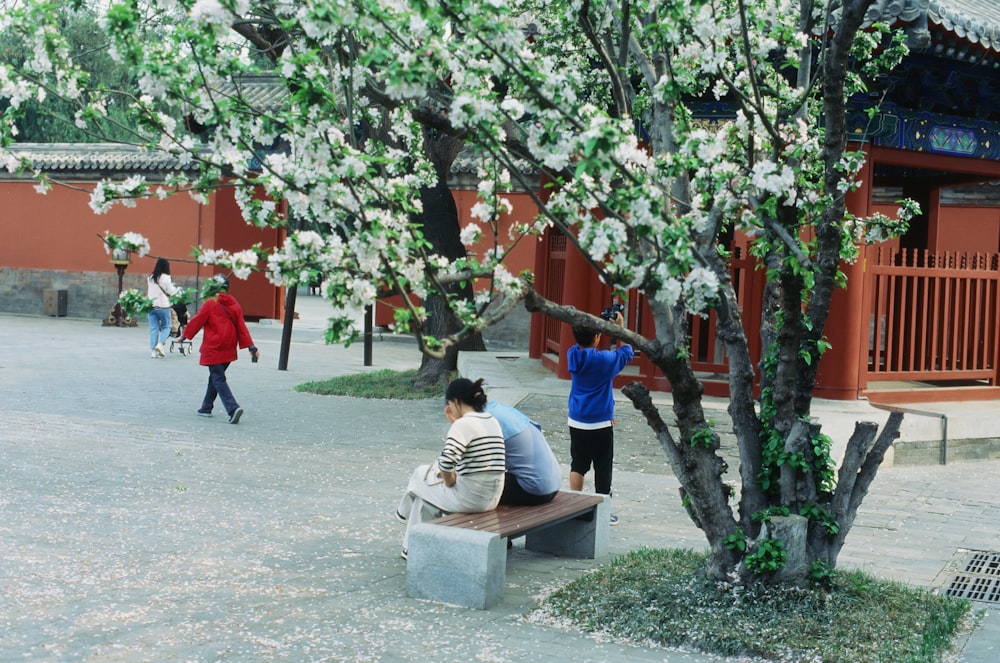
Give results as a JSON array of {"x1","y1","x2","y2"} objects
[
  {"x1": 437, "y1": 405, "x2": 461, "y2": 485},
  {"x1": 437, "y1": 420, "x2": 468, "y2": 487},
  {"x1": 611, "y1": 311, "x2": 634, "y2": 364}
]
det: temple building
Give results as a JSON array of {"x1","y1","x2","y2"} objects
[{"x1": 530, "y1": 0, "x2": 1000, "y2": 403}]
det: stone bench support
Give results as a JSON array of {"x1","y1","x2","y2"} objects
[{"x1": 405, "y1": 491, "x2": 610, "y2": 609}]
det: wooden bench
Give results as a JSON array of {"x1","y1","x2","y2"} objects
[{"x1": 405, "y1": 491, "x2": 610, "y2": 609}]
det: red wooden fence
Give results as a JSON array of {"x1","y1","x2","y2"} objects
[
  {"x1": 539, "y1": 239, "x2": 763, "y2": 396},
  {"x1": 540, "y1": 238, "x2": 1000, "y2": 398},
  {"x1": 632, "y1": 243, "x2": 761, "y2": 395},
  {"x1": 866, "y1": 247, "x2": 1000, "y2": 385}
]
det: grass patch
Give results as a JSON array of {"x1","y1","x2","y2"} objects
[
  {"x1": 536, "y1": 548, "x2": 972, "y2": 662},
  {"x1": 294, "y1": 368, "x2": 446, "y2": 400}
]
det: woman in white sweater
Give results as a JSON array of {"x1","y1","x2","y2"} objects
[
  {"x1": 396, "y1": 378, "x2": 506, "y2": 559},
  {"x1": 147, "y1": 258, "x2": 179, "y2": 358}
]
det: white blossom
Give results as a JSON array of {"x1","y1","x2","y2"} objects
[{"x1": 460, "y1": 223, "x2": 483, "y2": 246}]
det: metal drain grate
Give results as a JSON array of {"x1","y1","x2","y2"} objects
[{"x1": 943, "y1": 551, "x2": 1000, "y2": 604}]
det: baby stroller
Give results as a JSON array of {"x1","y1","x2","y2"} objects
[{"x1": 169, "y1": 304, "x2": 193, "y2": 355}]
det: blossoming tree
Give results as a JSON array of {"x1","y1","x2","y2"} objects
[{"x1": 0, "y1": 0, "x2": 916, "y2": 583}]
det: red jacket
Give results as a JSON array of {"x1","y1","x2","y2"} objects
[{"x1": 183, "y1": 293, "x2": 255, "y2": 366}]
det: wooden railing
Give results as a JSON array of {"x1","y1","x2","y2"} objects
[
  {"x1": 539, "y1": 235, "x2": 764, "y2": 396},
  {"x1": 867, "y1": 247, "x2": 1000, "y2": 383},
  {"x1": 625, "y1": 243, "x2": 763, "y2": 396},
  {"x1": 688, "y1": 244, "x2": 761, "y2": 376}
]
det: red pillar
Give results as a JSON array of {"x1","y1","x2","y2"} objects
[
  {"x1": 815, "y1": 144, "x2": 872, "y2": 400},
  {"x1": 528, "y1": 228, "x2": 552, "y2": 359},
  {"x1": 924, "y1": 187, "x2": 943, "y2": 251},
  {"x1": 552, "y1": 238, "x2": 606, "y2": 378},
  {"x1": 529, "y1": 173, "x2": 556, "y2": 360}
]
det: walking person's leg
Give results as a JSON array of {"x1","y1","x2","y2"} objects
[
  {"x1": 147, "y1": 311, "x2": 161, "y2": 357},
  {"x1": 207, "y1": 362, "x2": 242, "y2": 422},
  {"x1": 155, "y1": 308, "x2": 171, "y2": 348},
  {"x1": 198, "y1": 366, "x2": 220, "y2": 415}
]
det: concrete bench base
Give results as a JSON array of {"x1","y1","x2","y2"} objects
[{"x1": 405, "y1": 491, "x2": 610, "y2": 609}]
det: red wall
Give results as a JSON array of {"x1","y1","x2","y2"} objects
[
  {"x1": 375, "y1": 189, "x2": 541, "y2": 327},
  {"x1": 209, "y1": 186, "x2": 285, "y2": 319},
  {"x1": 450, "y1": 189, "x2": 540, "y2": 273},
  {"x1": 0, "y1": 181, "x2": 208, "y2": 276},
  {"x1": 0, "y1": 180, "x2": 284, "y2": 319},
  {"x1": 933, "y1": 206, "x2": 1000, "y2": 253}
]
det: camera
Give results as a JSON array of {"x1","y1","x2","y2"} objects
[{"x1": 600, "y1": 302, "x2": 625, "y2": 322}]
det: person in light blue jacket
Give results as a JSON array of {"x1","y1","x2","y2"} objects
[
  {"x1": 567, "y1": 311, "x2": 633, "y2": 523},
  {"x1": 485, "y1": 400, "x2": 562, "y2": 506}
]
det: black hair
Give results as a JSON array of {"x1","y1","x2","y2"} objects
[
  {"x1": 445, "y1": 377, "x2": 488, "y2": 412},
  {"x1": 151, "y1": 258, "x2": 171, "y2": 282},
  {"x1": 573, "y1": 326, "x2": 597, "y2": 348}
]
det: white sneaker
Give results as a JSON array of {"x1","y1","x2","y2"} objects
[
  {"x1": 155, "y1": 343, "x2": 166, "y2": 357},
  {"x1": 151, "y1": 349, "x2": 159, "y2": 358}
]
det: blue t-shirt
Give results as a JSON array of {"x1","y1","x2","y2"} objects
[
  {"x1": 485, "y1": 401, "x2": 562, "y2": 495},
  {"x1": 567, "y1": 343, "x2": 634, "y2": 425}
]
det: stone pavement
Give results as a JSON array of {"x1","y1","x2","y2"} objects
[{"x1": 1, "y1": 295, "x2": 998, "y2": 662}]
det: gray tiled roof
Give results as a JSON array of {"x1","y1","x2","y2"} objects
[
  {"x1": 933, "y1": 0, "x2": 1000, "y2": 52},
  {"x1": 201, "y1": 75, "x2": 288, "y2": 113},
  {"x1": 4, "y1": 141, "x2": 538, "y2": 182},
  {"x1": 5, "y1": 143, "x2": 193, "y2": 175},
  {"x1": 871, "y1": 0, "x2": 1000, "y2": 53}
]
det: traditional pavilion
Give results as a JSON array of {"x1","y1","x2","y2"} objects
[{"x1": 529, "y1": 0, "x2": 1000, "y2": 403}]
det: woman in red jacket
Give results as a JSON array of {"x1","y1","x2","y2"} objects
[{"x1": 182, "y1": 276, "x2": 259, "y2": 424}]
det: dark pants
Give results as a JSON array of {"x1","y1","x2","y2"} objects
[
  {"x1": 569, "y1": 426, "x2": 614, "y2": 495},
  {"x1": 499, "y1": 473, "x2": 558, "y2": 506},
  {"x1": 200, "y1": 363, "x2": 239, "y2": 416}
]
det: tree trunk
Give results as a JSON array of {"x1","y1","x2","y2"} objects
[
  {"x1": 413, "y1": 133, "x2": 486, "y2": 388},
  {"x1": 622, "y1": 380, "x2": 743, "y2": 579},
  {"x1": 415, "y1": 292, "x2": 486, "y2": 390}
]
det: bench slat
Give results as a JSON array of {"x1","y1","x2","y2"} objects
[{"x1": 429, "y1": 492, "x2": 604, "y2": 539}]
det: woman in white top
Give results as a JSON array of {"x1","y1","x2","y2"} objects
[
  {"x1": 147, "y1": 258, "x2": 179, "y2": 358},
  {"x1": 396, "y1": 377, "x2": 506, "y2": 559}
]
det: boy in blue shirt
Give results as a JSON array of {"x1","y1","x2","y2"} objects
[{"x1": 567, "y1": 310, "x2": 633, "y2": 523}]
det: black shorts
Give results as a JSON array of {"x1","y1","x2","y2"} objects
[{"x1": 569, "y1": 425, "x2": 614, "y2": 494}]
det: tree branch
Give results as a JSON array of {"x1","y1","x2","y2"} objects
[
  {"x1": 825, "y1": 412, "x2": 902, "y2": 561},
  {"x1": 578, "y1": 0, "x2": 631, "y2": 118},
  {"x1": 757, "y1": 204, "x2": 813, "y2": 270},
  {"x1": 522, "y1": 284, "x2": 660, "y2": 357}
]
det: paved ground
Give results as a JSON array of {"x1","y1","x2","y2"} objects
[{"x1": 1, "y1": 295, "x2": 998, "y2": 662}]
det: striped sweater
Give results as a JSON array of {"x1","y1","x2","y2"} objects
[{"x1": 437, "y1": 411, "x2": 506, "y2": 475}]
